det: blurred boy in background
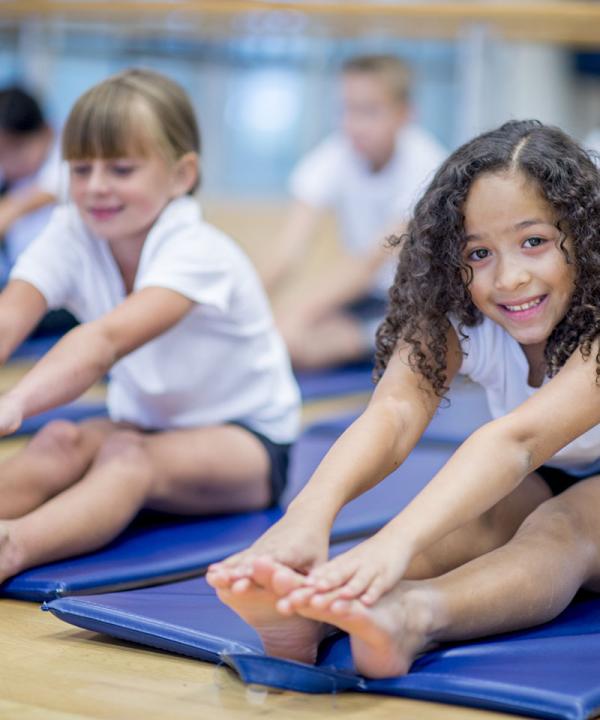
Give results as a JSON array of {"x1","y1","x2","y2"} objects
[
  {"x1": 0, "y1": 86, "x2": 65, "y2": 282},
  {"x1": 265, "y1": 55, "x2": 446, "y2": 370}
]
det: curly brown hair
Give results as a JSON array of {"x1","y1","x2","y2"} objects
[{"x1": 375, "y1": 119, "x2": 600, "y2": 397}]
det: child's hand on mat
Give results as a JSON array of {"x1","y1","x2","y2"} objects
[
  {"x1": 0, "y1": 395, "x2": 23, "y2": 436},
  {"x1": 282, "y1": 530, "x2": 412, "y2": 610},
  {"x1": 206, "y1": 513, "x2": 329, "y2": 591}
]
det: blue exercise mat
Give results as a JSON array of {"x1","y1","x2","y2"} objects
[
  {"x1": 299, "y1": 377, "x2": 491, "y2": 450},
  {"x1": 16, "y1": 401, "x2": 108, "y2": 436},
  {"x1": 10, "y1": 334, "x2": 61, "y2": 360},
  {"x1": 45, "y1": 576, "x2": 600, "y2": 720},
  {"x1": 1, "y1": 438, "x2": 457, "y2": 601},
  {"x1": 295, "y1": 360, "x2": 375, "y2": 400}
]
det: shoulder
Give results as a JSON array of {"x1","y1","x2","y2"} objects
[
  {"x1": 289, "y1": 134, "x2": 351, "y2": 205},
  {"x1": 397, "y1": 125, "x2": 447, "y2": 167},
  {"x1": 449, "y1": 315, "x2": 515, "y2": 380},
  {"x1": 292, "y1": 133, "x2": 351, "y2": 177},
  {"x1": 145, "y1": 197, "x2": 245, "y2": 263}
]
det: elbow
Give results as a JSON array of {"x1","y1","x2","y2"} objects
[
  {"x1": 365, "y1": 395, "x2": 422, "y2": 458},
  {"x1": 472, "y1": 415, "x2": 535, "y2": 480},
  {"x1": 72, "y1": 323, "x2": 118, "y2": 375}
]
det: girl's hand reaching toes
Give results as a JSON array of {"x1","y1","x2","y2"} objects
[
  {"x1": 280, "y1": 530, "x2": 412, "y2": 612},
  {"x1": 206, "y1": 510, "x2": 330, "y2": 593}
]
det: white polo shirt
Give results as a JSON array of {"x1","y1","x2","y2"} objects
[
  {"x1": 11, "y1": 196, "x2": 301, "y2": 443},
  {"x1": 289, "y1": 124, "x2": 446, "y2": 297},
  {"x1": 452, "y1": 315, "x2": 600, "y2": 474}
]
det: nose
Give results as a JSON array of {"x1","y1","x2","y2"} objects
[
  {"x1": 494, "y1": 253, "x2": 530, "y2": 292},
  {"x1": 86, "y1": 164, "x2": 109, "y2": 194}
]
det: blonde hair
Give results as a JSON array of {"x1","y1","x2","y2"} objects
[
  {"x1": 63, "y1": 68, "x2": 201, "y2": 192},
  {"x1": 342, "y1": 55, "x2": 411, "y2": 105}
]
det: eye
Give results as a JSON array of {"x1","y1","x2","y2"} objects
[
  {"x1": 523, "y1": 236, "x2": 545, "y2": 249},
  {"x1": 467, "y1": 247, "x2": 490, "y2": 262},
  {"x1": 70, "y1": 163, "x2": 91, "y2": 176},
  {"x1": 111, "y1": 163, "x2": 135, "y2": 176}
]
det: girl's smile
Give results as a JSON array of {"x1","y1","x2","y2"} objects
[
  {"x1": 69, "y1": 154, "x2": 184, "y2": 247},
  {"x1": 463, "y1": 170, "x2": 576, "y2": 356}
]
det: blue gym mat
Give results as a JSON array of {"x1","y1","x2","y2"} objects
[
  {"x1": 45, "y1": 576, "x2": 600, "y2": 720},
  {"x1": 10, "y1": 334, "x2": 61, "y2": 360},
  {"x1": 16, "y1": 401, "x2": 108, "y2": 436},
  {"x1": 295, "y1": 360, "x2": 375, "y2": 400},
  {"x1": 1, "y1": 437, "x2": 456, "y2": 601}
]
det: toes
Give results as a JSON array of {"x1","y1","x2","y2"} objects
[
  {"x1": 308, "y1": 562, "x2": 357, "y2": 592},
  {"x1": 231, "y1": 577, "x2": 253, "y2": 594},
  {"x1": 338, "y1": 568, "x2": 377, "y2": 600},
  {"x1": 250, "y1": 556, "x2": 278, "y2": 588},
  {"x1": 276, "y1": 586, "x2": 317, "y2": 615},
  {"x1": 271, "y1": 564, "x2": 306, "y2": 596}
]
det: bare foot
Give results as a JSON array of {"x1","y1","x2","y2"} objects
[
  {"x1": 211, "y1": 556, "x2": 328, "y2": 664},
  {"x1": 0, "y1": 522, "x2": 24, "y2": 584},
  {"x1": 296, "y1": 580, "x2": 445, "y2": 678}
]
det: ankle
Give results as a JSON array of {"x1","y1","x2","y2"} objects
[
  {"x1": 0, "y1": 522, "x2": 27, "y2": 580},
  {"x1": 401, "y1": 584, "x2": 448, "y2": 643}
]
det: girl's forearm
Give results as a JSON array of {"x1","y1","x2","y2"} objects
[
  {"x1": 383, "y1": 420, "x2": 532, "y2": 556},
  {"x1": 5, "y1": 323, "x2": 115, "y2": 417},
  {"x1": 287, "y1": 400, "x2": 419, "y2": 529}
]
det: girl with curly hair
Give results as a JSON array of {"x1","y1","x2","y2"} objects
[{"x1": 208, "y1": 119, "x2": 600, "y2": 678}]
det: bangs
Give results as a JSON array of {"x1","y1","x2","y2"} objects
[{"x1": 62, "y1": 87, "x2": 157, "y2": 161}]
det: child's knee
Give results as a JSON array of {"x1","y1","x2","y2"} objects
[
  {"x1": 96, "y1": 430, "x2": 151, "y2": 473},
  {"x1": 518, "y1": 501, "x2": 586, "y2": 549},
  {"x1": 32, "y1": 420, "x2": 82, "y2": 455}
]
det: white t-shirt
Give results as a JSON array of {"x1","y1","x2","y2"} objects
[
  {"x1": 289, "y1": 125, "x2": 446, "y2": 297},
  {"x1": 2, "y1": 132, "x2": 68, "y2": 265},
  {"x1": 452, "y1": 315, "x2": 600, "y2": 474},
  {"x1": 11, "y1": 196, "x2": 301, "y2": 444}
]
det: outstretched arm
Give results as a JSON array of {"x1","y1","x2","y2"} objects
[
  {"x1": 207, "y1": 327, "x2": 460, "y2": 586},
  {"x1": 261, "y1": 200, "x2": 322, "y2": 293},
  {"x1": 0, "y1": 279, "x2": 49, "y2": 362},
  {"x1": 0, "y1": 286, "x2": 193, "y2": 434},
  {"x1": 288, "y1": 219, "x2": 405, "y2": 326},
  {"x1": 0, "y1": 188, "x2": 57, "y2": 237},
  {"x1": 301, "y1": 338, "x2": 600, "y2": 606}
]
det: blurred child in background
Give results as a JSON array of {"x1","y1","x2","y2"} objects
[{"x1": 265, "y1": 55, "x2": 446, "y2": 370}]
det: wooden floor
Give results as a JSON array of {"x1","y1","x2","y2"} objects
[
  {"x1": 0, "y1": 202, "x2": 522, "y2": 720},
  {"x1": 0, "y1": 598, "x2": 517, "y2": 720}
]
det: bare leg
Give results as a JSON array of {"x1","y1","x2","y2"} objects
[
  {"x1": 0, "y1": 418, "x2": 120, "y2": 518},
  {"x1": 210, "y1": 473, "x2": 550, "y2": 666},
  {"x1": 296, "y1": 476, "x2": 600, "y2": 678},
  {"x1": 0, "y1": 424, "x2": 271, "y2": 582},
  {"x1": 279, "y1": 312, "x2": 369, "y2": 370}
]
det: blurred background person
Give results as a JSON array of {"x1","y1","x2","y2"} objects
[
  {"x1": 0, "y1": 86, "x2": 65, "y2": 285},
  {"x1": 263, "y1": 55, "x2": 446, "y2": 370}
]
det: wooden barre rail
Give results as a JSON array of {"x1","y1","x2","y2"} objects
[{"x1": 1, "y1": 1, "x2": 600, "y2": 45}]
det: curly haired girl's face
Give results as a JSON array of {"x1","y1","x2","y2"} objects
[{"x1": 463, "y1": 170, "x2": 576, "y2": 353}]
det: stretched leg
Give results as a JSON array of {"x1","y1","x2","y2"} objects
[
  {"x1": 405, "y1": 471, "x2": 551, "y2": 579},
  {"x1": 0, "y1": 424, "x2": 272, "y2": 582},
  {"x1": 0, "y1": 418, "x2": 120, "y2": 518},
  {"x1": 211, "y1": 473, "x2": 550, "y2": 665},
  {"x1": 296, "y1": 475, "x2": 600, "y2": 678},
  {"x1": 280, "y1": 312, "x2": 369, "y2": 370}
]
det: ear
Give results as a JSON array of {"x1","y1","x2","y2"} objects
[{"x1": 170, "y1": 152, "x2": 199, "y2": 197}]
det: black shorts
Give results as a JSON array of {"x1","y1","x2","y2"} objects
[
  {"x1": 229, "y1": 422, "x2": 291, "y2": 506},
  {"x1": 536, "y1": 464, "x2": 600, "y2": 496}
]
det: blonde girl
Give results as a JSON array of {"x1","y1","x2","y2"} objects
[{"x1": 0, "y1": 69, "x2": 299, "y2": 583}]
